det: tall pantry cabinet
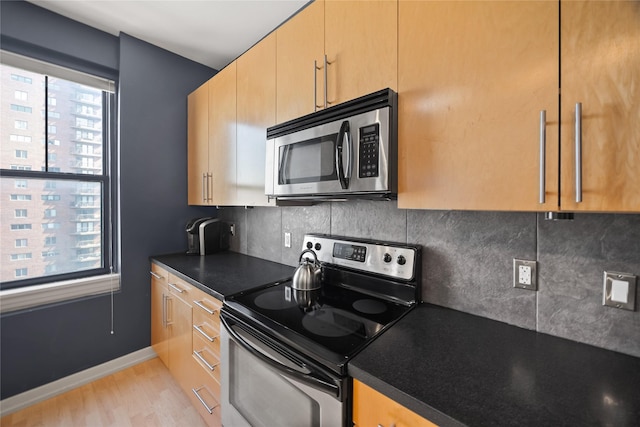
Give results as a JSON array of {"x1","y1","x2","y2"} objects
[{"x1": 398, "y1": 0, "x2": 640, "y2": 213}]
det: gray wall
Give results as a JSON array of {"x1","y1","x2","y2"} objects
[
  {"x1": 0, "y1": 1, "x2": 217, "y2": 399},
  {"x1": 218, "y1": 203, "x2": 640, "y2": 358}
]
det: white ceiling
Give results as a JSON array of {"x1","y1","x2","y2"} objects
[{"x1": 28, "y1": 0, "x2": 309, "y2": 70}]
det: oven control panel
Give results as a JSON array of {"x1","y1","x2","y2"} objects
[{"x1": 302, "y1": 234, "x2": 417, "y2": 281}]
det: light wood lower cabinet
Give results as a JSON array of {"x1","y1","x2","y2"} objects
[
  {"x1": 150, "y1": 264, "x2": 223, "y2": 427},
  {"x1": 353, "y1": 379, "x2": 437, "y2": 427}
]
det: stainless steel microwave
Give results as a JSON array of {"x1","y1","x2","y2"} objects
[{"x1": 265, "y1": 89, "x2": 397, "y2": 202}]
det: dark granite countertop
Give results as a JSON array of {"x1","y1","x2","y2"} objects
[
  {"x1": 151, "y1": 252, "x2": 295, "y2": 300},
  {"x1": 349, "y1": 304, "x2": 640, "y2": 427}
]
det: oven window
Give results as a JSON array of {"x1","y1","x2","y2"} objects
[
  {"x1": 229, "y1": 340, "x2": 321, "y2": 427},
  {"x1": 279, "y1": 134, "x2": 338, "y2": 184}
]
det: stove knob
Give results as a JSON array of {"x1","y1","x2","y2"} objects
[
  {"x1": 383, "y1": 253, "x2": 392, "y2": 263},
  {"x1": 306, "y1": 241, "x2": 313, "y2": 249},
  {"x1": 314, "y1": 243, "x2": 322, "y2": 251},
  {"x1": 397, "y1": 255, "x2": 406, "y2": 265}
]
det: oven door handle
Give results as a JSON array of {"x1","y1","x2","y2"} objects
[
  {"x1": 335, "y1": 120, "x2": 351, "y2": 190},
  {"x1": 221, "y1": 314, "x2": 340, "y2": 397}
]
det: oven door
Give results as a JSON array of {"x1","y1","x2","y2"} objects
[
  {"x1": 267, "y1": 107, "x2": 391, "y2": 198},
  {"x1": 220, "y1": 312, "x2": 345, "y2": 427}
]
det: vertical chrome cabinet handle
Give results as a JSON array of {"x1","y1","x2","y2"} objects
[
  {"x1": 206, "y1": 173, "x2": 212, "y2": 203},
  {"x1": 314, "y1": 60, "x2": 321, "y2": 111},
  {"x1": 575, "y1": 102, "x2": 582, "y2": 203},
  {"x1": 323, "y1": 54, "x2": 328, "y2": 109},
  {"x1": 202, "y1": 172, "x2": 206, "y2": 203},
  {"x1": 539, "y1": 110, "x2": 546, "y2": 204},
  {"x1": 162, "y1": 294, "x2": 167, "y2": 328}
]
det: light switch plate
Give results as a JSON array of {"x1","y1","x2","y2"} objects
[
  {"x1": 513, "y1": 259, "x2": 537, "y2": 291},
  {"x1": 603, "y1": 271, "x2": 637, "y2": 311}
]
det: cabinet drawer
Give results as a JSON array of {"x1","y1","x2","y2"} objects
[
  {"x1": 190, "y1": 287, "x2": 222, "y2": 322},
  {"x1": 150, "y1": 263, "x2": 168, "y2": 282},
  {"x1": 192, "y1": 314, "x2": 220, "y2": 352},
  {"x1": 167, "y1": 273, "x2": 196, "y2": 300},
  {"x1": 193, "y1": 331, "x2": 221, "y2": 384},
  {"x1": 187, "y1": 357, "x2": 222, "y2": 427}
]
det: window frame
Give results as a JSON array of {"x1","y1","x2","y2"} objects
[{"x1": 0, "y1": 53, "x2": 118, "y2": 292}]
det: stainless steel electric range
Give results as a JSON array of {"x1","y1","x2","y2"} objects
[{"x1": 220, "y1": 234, "x2": 421, "y2": 427}]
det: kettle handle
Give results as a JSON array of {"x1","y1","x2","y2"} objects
[{"x1": 298, "y1": 249, "x2": 319, "y2": 265}]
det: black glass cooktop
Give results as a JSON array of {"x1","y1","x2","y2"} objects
[{"x1": 226, "y1": 280, "x2": 412, "y2": 361}]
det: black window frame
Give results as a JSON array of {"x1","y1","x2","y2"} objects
[{"x1": 0, "y1": 57, "x2": 118, "y2": 291}]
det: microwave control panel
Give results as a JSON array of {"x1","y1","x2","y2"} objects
[{"x1": 358, "y1": 123, "x2": 379, "y2": 178}]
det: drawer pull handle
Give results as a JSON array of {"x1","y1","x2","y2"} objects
[
  {"x1": 539, "y1": 110, "x2": 546, "y2": 204},
  {"x1": 194, "y1": 300, "x2": 216, "y2": 315},
  {"x1": 150, "y1": 271, "x2": 162, "y2": 280},
  {"x1": 575, "y1": 102, "x2": 583, "y2": 203},
  {"x1": 168, "y1": 283, "x2": 184, "y2": 293},
  {"x1": 194, "y1": 324, "x2": 216, "y2": 342},
  {"x1": 192, "y1": 387, "x2": 218, "y2": 414},
  {"x1": 194, "y1": 350, "x2": 218, "y2": 371}
]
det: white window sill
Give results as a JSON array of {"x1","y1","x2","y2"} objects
[{"x1": 0, "y1": 274, "x2": 120, "y2": 314}]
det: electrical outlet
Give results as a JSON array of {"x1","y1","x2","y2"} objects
[
  {"x1": 284, "y1": 232, "x2": 291, "y2": 248},
  {"x1": 514, "y1": 259, "x2": 537, "y2": 291}
]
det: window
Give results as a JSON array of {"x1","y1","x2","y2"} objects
[
  {"x1": 11, "y1": 104, "x2": 32, "y2": 113},
  {"x1": 1, "y1": 55, "x2": 116, "y2": 289},
  {"x1": 11, "y1": 74, "x2": 32, "y2": 84},
  {"x1": 14, "y1": 90, "x2": 27, "y2": 101},
  {"x1": 10, "y1": 134, "x2": 31, "y2": 143},
  {"x1": 11, "y1": 224, "x2": 32, "y2": 230}
]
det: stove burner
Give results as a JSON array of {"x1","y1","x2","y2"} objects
[
  {"x1": 352, "y1": 299, "x2": 388, "y2": 315},
  {"x1": 302, "y1": 308, "x2": 365, "y2": 338},
  {"x1": 254, "y1": 289, "x2": 297, "y2": 311}
]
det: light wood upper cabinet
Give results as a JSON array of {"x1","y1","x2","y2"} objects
[
  {"x1": 208, "y1": 62, "x2": 237, "y2": 206},
  {"x1": 237, "y1": 33, "x2": 276, "y2": 206},
  {"x1": 397, "y1": 0, "x2": 559, "y2": 211},
  {"x1": 187, "y1": 81, "x2": 210, "y2": 205},
  {"x1": 559, "y1": 0, "x2": 640, "y2": 212},
  {"x1": 324, "y1": 0, "x2": 397, "y2": 106},
  {"x1": 276, "y1": 0, "x2": 397, "y2": 123},
  {"x1": 276, "y1": 0, "x2": 325, "y2": 123},
  {"x1": 352, "y1": 379, "x2": 437, "y2": 427}
]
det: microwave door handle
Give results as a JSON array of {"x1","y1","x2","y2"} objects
[
  {"x1": 279, "y1": 145, "x2": 289, "y2": 185},
  {"x1": 336, "y1": 120, "x2": 351, "y2": 189},
  {"x1": 221, "y1": 315, "x2": 339, "y2": 396}
]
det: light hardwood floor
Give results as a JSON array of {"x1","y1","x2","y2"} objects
[{"x1": 1, "y1": 358, "x2": 207, "y2": 427}]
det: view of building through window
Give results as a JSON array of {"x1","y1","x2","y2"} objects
[{"x1": 0, "y1": 63, "x2": 110, "y2": 286}]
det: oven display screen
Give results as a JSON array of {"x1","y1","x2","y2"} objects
[{"x1": 333, "y1": 243, "x2": 366, "y2": 262}]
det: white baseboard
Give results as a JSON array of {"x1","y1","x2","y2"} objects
[{"x1": 0, "y1": 346, "x2": 157, "y2": 417}]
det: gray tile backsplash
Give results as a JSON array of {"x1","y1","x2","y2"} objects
[
  {"x1": 537, "y1": 214, "x2": 640, "y2": 357},
  {"x1": 218, "y1": 204, "x2": 640, "y2": 357}
]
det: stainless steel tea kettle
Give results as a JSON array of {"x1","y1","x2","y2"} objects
[{"x1": 292, "y1": 249, "x2": 321, "y2": 291}]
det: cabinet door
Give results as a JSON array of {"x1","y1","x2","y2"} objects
[
  {"x1": 276, "y1": 0, "x2": 324, "y2": 123},
  {"x1": 188, "y1": 81, "x2": 210, "y2": 205},
  {"x1": 325, "y1": 0, "x2": 397, "y2": 106},
  {"x1": 209, "y1": 62, "x2": 237, "y2": 205},
  {"x1": 236, "y1": 33, "x2": 276, "y2": 207},
  {"x1": 352, "y1": 380, "x2": 437, "y2": 427},
  {"x1": 560, "y1": 0, "x2": 640, "y2": 212},
  {"x1": 167, "y1": 292, "x2": 193, "y2": 391},
  {"x1": 397, "y1": 1, "x2": 559, "y2": 211},
  {"x1": 150, "y1": 269, "x2": 169, "y2": 367}
]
